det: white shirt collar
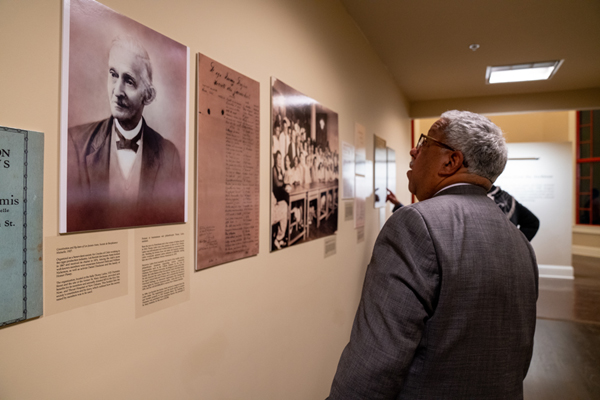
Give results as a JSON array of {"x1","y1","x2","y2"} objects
[{"x1": 114, "y1": 117, "x2": 143, "y2": 140}]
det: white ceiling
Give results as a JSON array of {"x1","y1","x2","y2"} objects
[{"x1": 340, "y1": 0, "x2": 600, "y2": 112}]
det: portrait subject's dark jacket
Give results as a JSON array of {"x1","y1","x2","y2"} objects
[
  {"x1": 67, "y1": 117, "x2": 184, "y2": 232},
  {"x1": 329, "y1": 185, "x2": 538, "y2": 399}
]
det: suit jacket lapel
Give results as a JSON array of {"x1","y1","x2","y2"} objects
[
  {"x1": 85, "y1": 117, "x2": 112, "y2": 193},
  {"x1": 140, "y1": 119, "x2": 160, "y2": 198}
]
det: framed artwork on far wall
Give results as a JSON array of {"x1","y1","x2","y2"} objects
[{"x1": 374, "y1": 135, "x2": 387, "y2": 208}]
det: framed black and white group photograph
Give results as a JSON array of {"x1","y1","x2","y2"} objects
[
  {"x1": 59, "y1": 0, "x2": 189, "y2": 233},
  {"x1": 270, "y1": 78, "x2": 339, "y2": 251}
]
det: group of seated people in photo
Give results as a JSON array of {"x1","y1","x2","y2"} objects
[
  {"x1": 271, "y1": 114, "x2": 339, "y2": 250},
  {"x1": 272, "y1": 116, "x2": 339, "y2": 189}
]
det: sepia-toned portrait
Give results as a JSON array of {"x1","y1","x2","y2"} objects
[{"x1": 60, "y1": 0, "x2": 189, "y2": 233}]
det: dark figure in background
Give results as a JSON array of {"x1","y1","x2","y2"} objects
[
  {"x1": 328, "y1": 111, "x2": 538, "y2": 400},
  {"x1": 487, "y1": 185, "x2": 540, "y2": 241},
  {"x1": 580, "y1": 188, "x2": 600, "y2": 225},
  {"x1": 67, "y1": 36, "x2": 184, "y2": 232},
  {"x1": 592, "y1": 188, "x2": 600, "y2": 225}
]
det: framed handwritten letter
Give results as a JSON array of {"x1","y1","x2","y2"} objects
[{"x1": 196, "y1": 54, "x2": 260, "y2": 270}]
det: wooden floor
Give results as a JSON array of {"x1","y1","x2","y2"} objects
[{"x1": 524, "y1": 255, "x2": 600, "y2": 399}]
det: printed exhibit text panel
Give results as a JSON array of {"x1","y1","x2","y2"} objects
[
  {"x1": 135, "y1": 225, "x2": 190, "y2": 318},
  {"x1": 355, "y1": 123, "x2": 366, "y2": 177},
  {"x1": 495, "y1": 142, "x2": 573, "y2": 267},
  {"x1": 44, "y1": 231, "x2": 128, "y2": 315},
  {"x1": 354, "y1": 160, "x2": 372, "y2": 229},
  {"x1": 342, "y1": 141, "x2": 355, "y2": 199}
]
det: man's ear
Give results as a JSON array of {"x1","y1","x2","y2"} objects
[
  {"x1": 439, "y1": 151, "x2": 465, "y2": 177},
  {"x1": 143, "y1": 86, "x2": 156, "y2": 106}
]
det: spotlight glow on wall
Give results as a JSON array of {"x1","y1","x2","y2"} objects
[{"x1": 486, "y1": 60, "x2": 563, "y2": 84}]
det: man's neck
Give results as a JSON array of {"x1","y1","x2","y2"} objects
[
  {"x1": 419, "y1": 172, "x2": 490, "y2": 201},
  {"x1": 434, "y1": 172, "x2": 491, "y2": 194}
]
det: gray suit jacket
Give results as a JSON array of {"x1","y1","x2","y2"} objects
[
  {"x1": 329, "y1": 185, "x2": 538, "y2": 399},
  {"x1": 67, "y1": 117, "x2": 184, "y2": 232}
]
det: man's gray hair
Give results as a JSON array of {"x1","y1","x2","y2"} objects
[{"x1": 440, "y1": 110, "x2": 507, "y2": 183}]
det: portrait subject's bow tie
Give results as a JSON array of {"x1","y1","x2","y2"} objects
[{"x1": 115, "y1": 129, "x2": 142, "y2": 153}]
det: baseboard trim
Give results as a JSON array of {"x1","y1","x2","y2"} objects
[
  {"x1": 538, "y1": 264, "x2": 574, "y2": 280},
  {"x1": 572, "y1": 245, "x2": 600, "y2": 259}
]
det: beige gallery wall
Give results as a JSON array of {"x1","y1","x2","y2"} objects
[
  {"x1": 0, "y1": 0, "x2": 412, "y2": 399},
  {"x1": 415, "y1": 111, "x2": 570, "y2": 143}
]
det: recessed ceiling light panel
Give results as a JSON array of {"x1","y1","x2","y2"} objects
[{"x1": 486, "y1": 60, "x2": 563, "y2": 84}]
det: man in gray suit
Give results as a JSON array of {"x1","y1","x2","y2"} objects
[{"x1": 328, "y1": 111, "x2": 538, "y2": 399}]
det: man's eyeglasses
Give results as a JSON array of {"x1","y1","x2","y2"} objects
[
  {"x1": 416, "y1": 134, "x2": 457, "y2": 152},
  {"x1": 416, "y1": 134, "x2": 469, "y2": 167}
]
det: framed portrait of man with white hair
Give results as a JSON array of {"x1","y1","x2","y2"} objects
[{"x1": 59, "y1": 0, "x2": 189, "y2": 233}]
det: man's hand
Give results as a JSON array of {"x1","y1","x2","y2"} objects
[{"x1": 386, "y1": 189, "x2": 402, "y2": 207}]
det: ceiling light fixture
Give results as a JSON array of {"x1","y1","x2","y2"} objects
[{"x1": 486, "y1": 60, "x2": 563, "y2": 84}]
